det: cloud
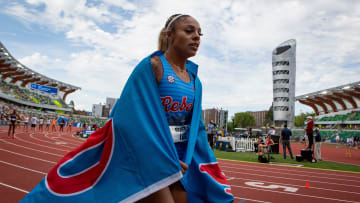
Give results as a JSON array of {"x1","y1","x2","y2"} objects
[{"x1": 2, "y1": 0, "x2": 360, "y2": 118}]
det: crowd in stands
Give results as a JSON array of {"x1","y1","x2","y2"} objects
[
  {"x1": 0, "y1": 81, "x2": 66, "y2": 107},
  {"x1": 317, "y1": 111, "x2": 360, "y2": 122}
]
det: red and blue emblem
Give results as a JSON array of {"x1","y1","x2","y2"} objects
[
  {"x1": 45, "y1": 119, "x2": 114, "y2": 196},
  {"x1": 199, "y1": 162, "x2": 232, "y2": 195}
]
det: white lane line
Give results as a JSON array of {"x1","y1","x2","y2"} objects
[
  {"x1": 221, "y1": 164, "x2": 360, "y2": 183},
  {"x1": 10, "y1": 135, "x2": 66, "y2": 151},
  {"x1": 44, "y1": 134, "x2": 79, "y2": 147},
  {"x1": 234, "y1": 196, "x2": 271, "y2": 203},
  {"x1": 223, "y1": 169, "x2": 360, "y2": 188},
  {"x1": 47, "y1": 132, "x2": 84, "y2": 143},
  {"x1": 220, "y1": 161, "x2": 360, "y2": 179},
  {"x1": 1, "y1": 139, "x2": 64, "y2": 157},
  {"x1": 0, "y1": 182, "x2": 29, "y2": 194},
  {"x1": 0, "y1": 160, "x2": 47, "y2": 175},
  {"x1": 228, "y1": 176, "x2": 360, "y2": 195},
  {"x1": 0, "y1": 148, "x2": 57, "y2": 164},
  {"x1": 231, "y1": 184, "x2": 357, "y2": 203}
]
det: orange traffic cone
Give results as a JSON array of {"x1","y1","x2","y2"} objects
[
  {"x1": 66, "y1": 148, "x2": 69, "y2": 152},
  {"x1": 305, "y1": 182, "x2": 310, "y2": 188}
]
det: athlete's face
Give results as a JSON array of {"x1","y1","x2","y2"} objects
[{"x1": 167, "y1": 16, "x2": 202, "y2": 58}]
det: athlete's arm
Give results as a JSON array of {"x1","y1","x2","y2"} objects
[{"x1": 150, "y1": 56, "x2": 163, "y2": 84}]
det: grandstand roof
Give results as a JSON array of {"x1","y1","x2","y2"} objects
[
  {"x1": 0, "y1": 41, "x2": 81, "y2": 100},
  {"x1": 296, "y1": 81, "x2": 360, "y2": 115}
]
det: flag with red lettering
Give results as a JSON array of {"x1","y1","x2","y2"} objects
[{"x1": 21, "y1": 51, "x2": 233, "y2": 202}]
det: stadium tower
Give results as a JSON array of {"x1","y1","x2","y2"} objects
[{"x1": 272, "y1": 39, "x2": 296, "y2": 128}]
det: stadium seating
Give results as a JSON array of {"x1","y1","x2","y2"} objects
[
  {"x1": 0, "y1": 80, "x2": 67, "y2": 107},
  {"x1": 319, "y1": 113, "x2": 352, "y2": 122}
]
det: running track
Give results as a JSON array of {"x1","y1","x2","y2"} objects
[{"x1": 1, "y1": 127, "x2": 359, "y2": 203}]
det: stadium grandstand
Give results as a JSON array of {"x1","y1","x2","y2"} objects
[
  {"x1": 295, "y1": 80, "x2": 360, "y2": 142},
  {"x1": 0, "y1": 41, "x2": 107, "y2": 130},
  {"x1": 0, "y1": 41, "x2": 80, "y2": 112}
]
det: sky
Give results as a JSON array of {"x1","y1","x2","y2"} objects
[{"x1": 0, "y1": 0, "x2": 359, "y2": 119}]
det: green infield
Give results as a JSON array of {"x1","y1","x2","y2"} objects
[{"x1": 214, "y1": 149, "x2": 360, "y2": 173}]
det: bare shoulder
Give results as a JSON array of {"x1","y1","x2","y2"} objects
[{"x1": 150, "y1": 55, "x2": 163, "y2": 83}]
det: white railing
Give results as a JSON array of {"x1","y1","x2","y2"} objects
[{"x1": 217, "y1": 137, "x2": 257, "y2": 152}]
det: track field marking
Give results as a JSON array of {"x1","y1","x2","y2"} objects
[
  {"x1": 0, "y1": 161, "x2": 47, "y2": 175},
  {"x1": 46, "y1": 132, "x2": 84, "y2": 143},
  {"x1": 44, "y1": 133, "x2": 80, "y2": 146},
  {"x1": 30, "y1": 133, "x2": 78, "y2": 147},
  {"x1": 71, "y1": 134, "x2": 87, "y2": 141},
  {"x1": 245, "y1": 181, "x2": 298, "y2": 192},
  {"x1": 223, "y1": 169, "x2": 360, "y2": 188},
  {"x1": 0, "y1": 182, "x2": 29, "y2": 194},
  {"x1": 234, "y1": 196, "x2": 271, "y2": 203},
  {"x1": 228, "y1": 175, "x2": 360, "y2": 195},
  {"x1": 0, "y1": 148, "x2": 57, "y2": 164},
  {"x1": 220, "y1": 162, "x2": 360, "y2": 180},
  {"x1": 9, "y1": 135, "x2": 67, "y2": 151},
  {"x1": 219, "y1": 158, "x2": 360, "y2": 175},
  {"x1": 55, "y1": 142, "x2": 67, "y2": 145},
  {"x1": 231, "y1": 185, "x2": 358, "y2": 203},
  {"x1": 1, "y1": 139, "x2": 64, "y2": 157}
]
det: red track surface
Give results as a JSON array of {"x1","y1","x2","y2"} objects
[{"x1": 1, "y1": 126, "x2": 359, "y2": 203}]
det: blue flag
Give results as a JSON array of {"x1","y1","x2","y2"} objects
[{"x1": 21, "y1": 51, "x2": 233, "y2": 203}]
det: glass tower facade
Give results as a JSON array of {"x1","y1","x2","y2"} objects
[{"x1": 272, "y1": 39, "x2": 296, "y2": 128}]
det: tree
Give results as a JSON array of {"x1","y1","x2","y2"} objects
[
  {"x1": 294, "y1": 112, "x2": 315, "y2": 127},
  {"x1": 233, "y1": 112, "x2": 256, "y2": 128},
  {"x1": 264, "y1": 104, "x2": 273, "y2": 126},
  {"x1": 227, "y1": 121, "x2": 234, "y2": 132}
]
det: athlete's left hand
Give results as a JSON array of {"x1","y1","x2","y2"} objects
[{"x1": 179, "y1": 160, "x2": 188, "y2": 174}]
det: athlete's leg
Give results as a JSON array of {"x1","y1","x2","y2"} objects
[
  {"x1": 136, "y1": 186, "x2": 175, "y2": 203},
  {"x1": 170, "y1": 181, "x2": 187, "y2": 203}
]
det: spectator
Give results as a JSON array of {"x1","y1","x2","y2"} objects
[
  {"x1": 45, "y1": 117, "x2": 51, "y2": 131},
  {"x1": 314, "y1": 128, "x2": 322, "y2": 161},
  {"x1": 280, "y1": 124, "x2": 294, "y2": 159},
  {"x1": 268, "y1": 126, "x2": 276, "y2": 136},
  {"x1": 51, "y1": 118, "x2": 57, "y2": 132},
  {"x1": 207, "y1": 120, "x2": 215, "y2": 150},
  {"x1": 335, "y1": 133, "x2": 340, "y2": 148},
  {"x1": 254, "y1": 135, "x2": 263, "y2": 153},
  {"x1": 305, "y1": 116, "x2": 314, "y2": 149},
  {"x1": 31, "y1": 115, "x2": 37, "y2": 133},
  {"x1": 354, "y1": 134, "x2": 359, "y2": 149},
  {"x1": 39, "y1": 116, "x2": 44, "y2": 132},
  {"x1": 59, "y1": 119, "x2": 65, "y2": 133},
  {"x1": 67, "y1": 119, "x2": 73, "y2": 133},
  {"x1": 8, "y1": 110, "x2": 18, "y2": 139},
  {"x1": 23, "y1": 114, "x2": 29, "y2": 132},
  {"x1": 258, "y1": 135, "x2": 274, "y2": 155},
  {"x1": 345, "y1": 137, "x2": 353, "y2": 158},
  {"x1": 248, "y1": 128, "x2": 253, "y2": 138}
]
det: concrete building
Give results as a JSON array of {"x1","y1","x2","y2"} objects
[
  {"x1": 272, "y1": 39, "x2": 296, "y2": 128},
  {"x1": 106, "y1": 97, "x2": 117, "y2": 112},
  {"x1": 202, "y1": 108, "x2": 228, "y2": 130},
  {"x1": 247, "y1": 110, "x2": 268, "y2": 128},
  {"x1": 92, "y1": 103, "x2": 103, "y2": 118}
]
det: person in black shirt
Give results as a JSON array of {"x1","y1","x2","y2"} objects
[
  {"x1": 354, "y1": 134, "x2": 359, "y2": 149},
  {"x1": 59, "y1": 119, "x2": 65, "y2": 133},
  {"x1": 8, "y1": 110, "x2": 18, "y2": 139},
  {"x1": 280, "y1": 124, "x2": 293, "y2": 159}
]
